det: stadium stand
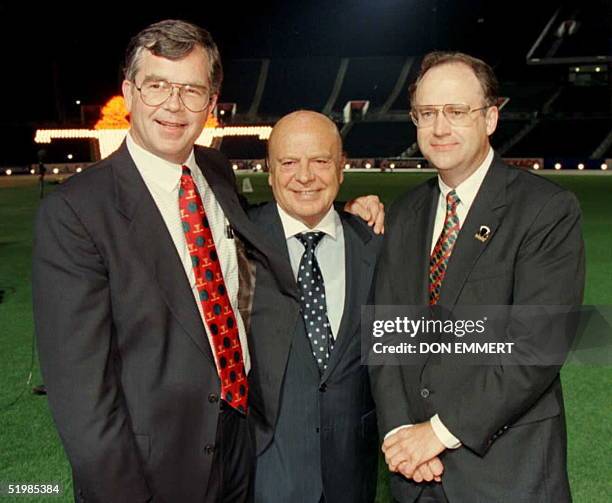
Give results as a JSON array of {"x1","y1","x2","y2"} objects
[
  {"x1": 218, "y1": 135, "x2": 267, "y2": 160},
  {"x1": 333, "y1": 57, "x2": 407, "y2": 112},
  {"x1": 343, "y1": 121, "x2": 415, "y2": 158},
  {"x1": 507, "y1": 118, "x2": 611, "y2": 158},
  {"x1": 552, "y1": 85, "x2": 610, "y2": 115},
  {"x1": 258, "y1": 58, "x2": 340, "y2": 116},
  {"x1": 219, "y1": 59, "x2": 263, "y2": 114}
]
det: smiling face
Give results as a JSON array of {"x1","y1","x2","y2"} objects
[
  {"x1": 414, "y1": 62, "x2": 498, "y2": 186},
  {"x1": 122, "y1": 46, "x2": 217, "y2": 164},
  {"x1": 267, "y1": 111, "x2": 344, "y2": 228}
]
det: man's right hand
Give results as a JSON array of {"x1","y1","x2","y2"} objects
[{"x1": 400, "y1": 457, "x2": 444, "y2": 483}]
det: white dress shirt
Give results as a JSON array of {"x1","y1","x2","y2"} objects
[
  {"x1": 276, "y1": 204, "x2": 345, "y2": 339},
  {"x1": 387, "y1": 147, "x2": 494, "y2": 449},
  {"x1": 126, "y1": 133, "x2": 250, "y2": 373}
]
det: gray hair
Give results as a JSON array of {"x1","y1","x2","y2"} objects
[{"x1": 124, "y1": 19, "x2": 223, "y2": 95}]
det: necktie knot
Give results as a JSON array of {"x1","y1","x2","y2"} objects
[
  {"x1": 446, "y1": 190, "x2": 460, "y2": 212},
  {"x1": 182, "y1": 165, "x2": 191, "y2": 176},
  {"x1": 296, "y1": 231, "x2": 325, "y2": 252}
]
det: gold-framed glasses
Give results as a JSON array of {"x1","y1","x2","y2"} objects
[
  {"x1": 410, "y1": 104, "x2": 491, "y2": 127},
  {"x1": 133, "y1": 79, "x2": 211, "y2": 112}
]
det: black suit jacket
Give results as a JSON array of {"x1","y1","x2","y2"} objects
[
  {"x1": 371, "y1": 155, "x2": 585, "y2": 502},
  {"x1": 247, "y1": 203, "x2": 381, "y2": 502},
  {"x1": 32, "y1": 143, "x2": 290, "y2": 503}
]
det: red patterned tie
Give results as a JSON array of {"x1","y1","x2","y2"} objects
[
  {"x1": 429, "y1": 190, "x2": 461, "y2": 305},
  {"x1": 179, "y1": 166, "x2": 248, "y2": 413}
]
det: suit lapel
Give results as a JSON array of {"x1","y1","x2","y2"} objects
[
  {"x1": 438, "y1": 157, "x2": 508, "y2": 308},
  {"x1": 322, "y1": 214, "x2": 376, "y2": 381},
  {"x1": 196, "y1": 151, "x2": 298, "y2": 301},
  {"x1": 411, "y1": 180, "x2": 439, "y2": 305},
  {"x1": 111, "y1": 143, "x2": 215, "y2": 364}
]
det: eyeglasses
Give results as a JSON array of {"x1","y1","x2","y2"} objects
[
  {"x1": 410, "y1": 104, "x2": 491, "y2": 127},
  {"x1": 133, "y1": 79, "x2": 211, "y2": 112}
]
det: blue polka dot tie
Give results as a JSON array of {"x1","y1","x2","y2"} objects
[
  {"x1": 179, "y1": 166, "x2": 248, "y2": 413},
  {"x1": 296, "y1": 232, "x2": 334, "y2": 374}
]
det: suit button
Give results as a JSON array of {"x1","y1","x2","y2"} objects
[
  {"x1": 208, "y1": 393, "x2": 219, "y2": 403},
  {"x1": 319, "y1": 383, "x2": 327, "y2": 392},
  {"x1": 420, "y1": 388, "x2": 430, "y2": 398},
  {"x1": 204, "y1": 444, "x2": 215, "y2": 455}
]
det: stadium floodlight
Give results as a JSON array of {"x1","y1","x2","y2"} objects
[
  {"x1": 602, "y1": 164, "x2": 608, "y2": 171},
  {"x1": 595, "y1": 67, "x2": 601, "y2": 72},
  {"x1": 5, "y1": 169, "x2": 12, "y2": 176},
  {"x1": 53, "y1": 168, "x2": 60, "y2": 174},
  {"x1": 390, "y1": 163, "x2": 395, "y2": 169},
  {"x1": 76, "y1": 167, "x2": 82, "y2": 173},
  {"x1": 554, "y1": 163, "x2": 562, "y2": 170},
  {"x1": 344, "y1": 163, "x2": 351, "y2": 170},
  {"x1": 365, "y1": 162, "x2": 372, "y2": 169},
  {"x1": 30, "y1": 169, "x2": 36, "y2": 174},
  {"x1": 533, "y1": 162, "x2": 540, "y2": 170},
  {"x1": 232, "y1": 164, "x2": 239, "y2": 171},
  {"x1": 578, "y1": 163, "x2": 585, "y2": 170},
  {"x1": 67, "y1": 154, "x2": 73, "y2": 160},
  {"x1": 343, "y1": 100, "x2": 370, "y2": 123},
  {"x1": 416, "y1": 163, "x2": 422, "y2": 169}
]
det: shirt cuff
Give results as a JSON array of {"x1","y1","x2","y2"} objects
[
  {"x1": 430, "y1": 414, "x2": 462, "y2": 449},
  {"x1": 384, "y1": 424, "x2": 413, "y2": 440}
]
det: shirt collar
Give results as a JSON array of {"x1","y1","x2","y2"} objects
[
  {"x1": 438, "y1": 146, "x2": 494, "y2": 208},
  {"x1": 126, "y1": 132, "x2": 197, "y2": 192},
  {"x1": 276, "y1": 203, "x2": 340, "y2": 241}
]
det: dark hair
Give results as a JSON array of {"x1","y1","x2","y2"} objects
[
  {"x1": 409, "y1": 51, "x2": 499, "y2": 107},
  {"x1": 124, "y1": 19, "x2": 223, "y2": 95}
]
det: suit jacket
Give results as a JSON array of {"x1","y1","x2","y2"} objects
[
  {"x1": 371, "y1": 154, "x2": 585, "y2": 503},
  {"x1": 32, "y1": 143, "x2": 291, "y2": 503},
  {"x1": 247, "y1": 203, "x2": 381, "y2": 503}
]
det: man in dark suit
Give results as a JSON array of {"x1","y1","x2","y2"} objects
[
  {"x1": 370, "y1": 52, "x2": 584, "y2": 502},
  {"x1": 32, "y1": 21, "x2": 384, "y2": 503},
  {"x1": 247, "y1": 111, "x2": 381, "y2": 503}
]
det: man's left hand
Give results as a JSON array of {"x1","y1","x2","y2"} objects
[
  {"x1": 344, "y1": 195, "x2": 384, "y2": 234},
  {"x1": 382, "y1": 421, "x2": 446, "y2": 479}
]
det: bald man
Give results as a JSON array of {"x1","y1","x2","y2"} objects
[{"x1": 247, "y1": 111, "x2": 381, "y2": 503}]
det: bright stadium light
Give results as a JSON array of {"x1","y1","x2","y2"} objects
[
  {"x1": 554, "y1": 163, "x2": 562, "y2": 170},
  {"x1": 533, "y1": 162, "x2": 540, "y2": 170},
  {"x1": 30, "y1": 169, "x2": 36, "y2": 174},
  {"x1": 602, "y1": 164, "x2": 608, "y2": 171},
  {"x1": 575, "y1": 67, "x2": 580, "y2": 72},
  {"x1": 232, "y1": 164, "x2": 238, "y2": 170},
  {"x1": 416, "y1": 163, "x2": 422, "y2": 169},
  {"x1": 389, "y1": 163, "x2": 395, "y2": 169},
  {"x1": 76, "y1": 167, "x2": 82, "y2": 173},
  {"x1": 577, "y1": 163, "x2": 585, "y2": 170},
  {"x1": 344, "y1": 163, "x2": 351, "y2": 170},
  {"x1": 67, "y1": 154, "x2": 73, "y2": 160},
  {"x1": 75, "y1": 100, "x2": 81, "y2": 105},
  {"x1": 365, "y1": 162, "x2": 372, "y2": 169},
  {"x1": 5, "y1": 169, "x2": 12, "y2": 176},
  {"x1": 255, "y1": 163, "x2": 262, "y2": 171},
  {"x1": 595, "y1": 67, "x2": 601, "y2": 72},
  {"x1": 53, "y1": 168, "x2": 60, "y2": 174}
]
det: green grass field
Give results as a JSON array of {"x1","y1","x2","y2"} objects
[{"x1": 0, "y1": 172, "x2": 611, "y2": 502}]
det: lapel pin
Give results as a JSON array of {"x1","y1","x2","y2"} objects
[{"x1": 474, "y1": 225, "x2": 491, "y2": 243}]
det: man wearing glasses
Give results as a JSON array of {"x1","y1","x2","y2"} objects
[
  {"x1": 370, "y1": 52, "x2": 584, "y2": 502},
  {"x1": 32, "y1": 20, "x2": 382, "y2": 503}
]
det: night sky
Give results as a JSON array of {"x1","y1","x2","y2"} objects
[{"x1": 0, "y1": 0, "x2": 607, "y2": 163}]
